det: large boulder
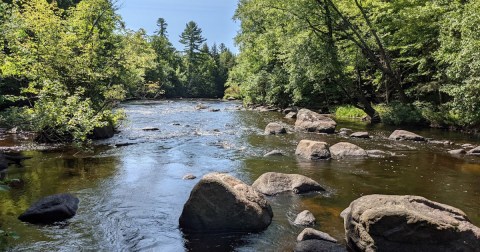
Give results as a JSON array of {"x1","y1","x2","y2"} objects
[
  {"x1": 265, "y1": 122, "x2": 287, "y2": 135},
  {"x1": 252, "y1": 172, "x2": 325, "y2": 196},
  {"x1": 295, "y1": 140, "x2": 331, "y2": 160},
  {"x1": 295, "y1": 109, "x2": 337, "y2": 134},
  {"x1": 329, "y1": 142, "x2": 367, "y2": 159},
  {"x1": 294, "y1": 210, "x2": 316, "y2": 226},
  {"x1": 179, "y1": 173, "x2": 273, "y2": 233},
  {"x1": 388, "y1": 130, "x2": 425, "y2": 141},
  {"x1": 18, "y1": 193, "x2": 79, "y2": 224},
  {"x1": 341, "y1": 194, "x2": 480, "y2": 252}
]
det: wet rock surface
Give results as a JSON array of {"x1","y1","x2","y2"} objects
[
  {"x1": 18, "y1": 193, "x2": 79, "y2": 224},
  {"x1": 329, "y1": 142, "x2": 367, "y2": 159}
]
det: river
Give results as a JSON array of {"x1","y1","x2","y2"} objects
[{"x1": 1, "y1": 100, "x2": 480, "y2": 251}]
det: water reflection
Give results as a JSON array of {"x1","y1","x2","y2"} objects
[{"x1": 1, "y1": 100, "x2": 479, "y2": 251}]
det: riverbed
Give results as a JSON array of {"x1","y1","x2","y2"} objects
[{"x1": 1, "y1": 100, "x2": 479, "y2": 251}]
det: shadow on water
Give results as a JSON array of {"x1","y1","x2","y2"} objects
[{"x1": 1, "y1": 99, "x2": 480, "y2": 251}]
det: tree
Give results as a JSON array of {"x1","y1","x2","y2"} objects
[{"x1": 179, "y1": 21, "x2": 207, "y2": 96}]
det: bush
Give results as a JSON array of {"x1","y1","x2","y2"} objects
[
  {"x1": 375, "y1": 102, "x2": 427, "y2": 126},
  {"x1": 334, "y1": 105, "x2": 367, "y2": 119}
]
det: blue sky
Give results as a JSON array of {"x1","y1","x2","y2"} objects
[{"x1": 117, "y1": 0, "x2": 240, "y2": 53}]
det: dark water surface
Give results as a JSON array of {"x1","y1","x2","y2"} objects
[{"x1": 1, "y1": 100, "x2": 480, "y2": 251}]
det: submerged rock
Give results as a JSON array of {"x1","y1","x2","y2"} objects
[
  {"x1": 252, "y1": 172, "x2": 325, "y2": 195},
  {"x1": 350, "y1": 132, "x2": 369, "y2": 139},
  {"x1": 90, "y1": 124, "x2": 114, "y2": 140},
  {"x1": 286, "y1": 112, "x2": 297, "y2": 119},
  {"x1": 449, "y1": 149, "x2": 466, "y2": 155},
  {"x1": 295, "y1": 109, "x2": 337, "y2": 134},
  {"x1": 18, "y1": 193, "x2": 79, "y2": 224},
  {"x1": 294, "y1": 210, "x2": 316, "y2": 226},
  {"x1": 388, "y1": 130, "x2": 425, "y2": 141},
  {"x1": 366, "y1": 149, "x2": 388, "y2": 158},
  {"x1": 179, "y1": 173, "x2": 273, "y2": 233},
  {"x1": 295, "y1": 140, "x2": 331, "y2": 160},
  {"x1": 142, "y1": 127, "x2": 159, "y2": 131},
  {"x1": 467, "y1": 146, "x2": 480, "y2": 155},
  {"x1": 329, "y1": 142, "x2": 367, "y2": 159},
  {"x1": 294, "y1": 240, "x2": 347, "y2": 252},
  {"x1": 265, "y1": 122, "x2": 287, "y2": 135},
  {"x1": 297, "y1": 228, "x2": 337, "y2": 243},
  {"x1": 182, "y1": 174, "x2": 197, "y2": 180},
  {"x1": 341, "y1": 194, "x2": 480, "y2": 252},
  {"x1": 264, "y1": 150, "x2": 284, "y2": 157}
]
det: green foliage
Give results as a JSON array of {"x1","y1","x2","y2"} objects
[
  {"x1": 334, "y1": 106, "x2": 367, "y2": 119},
  {"x1": 375, "y1": 102, "x2": 426, "y2": 126}
]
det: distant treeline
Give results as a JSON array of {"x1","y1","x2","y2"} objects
[
  {"x1": 228, "y1": 0, "x2": 480, "y2": 128},
  {"x1": 0, "y1": 0, "x2": 236, "y2": 143}
]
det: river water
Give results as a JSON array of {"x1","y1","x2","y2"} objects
[{"x1": 1, "y1": 100, "x2": 480, "y2": 251}]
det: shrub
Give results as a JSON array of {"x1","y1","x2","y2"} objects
[
  {"x1": 375, "y1": 102, "x2": 427, "y2": 126},
  {"x1": 334, "y1": 105, "x2": 367, "y2": 119}
]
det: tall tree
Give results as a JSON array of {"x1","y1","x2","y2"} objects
[{"x1": 179, "y1": 21, "x2": 206, "y2": 96}]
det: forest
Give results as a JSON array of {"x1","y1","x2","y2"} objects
[
  {"x1": 0, "y1": 0, "x2": 235, "y2": 142},
  {"x1": 1, "y1": 0, "x2": 480, "y2": 144}
]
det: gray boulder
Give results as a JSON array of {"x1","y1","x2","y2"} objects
[
  {"x1": 265, "y1": 122, "x2": 287, "y2": 135},
  {"x1": 389, "y1": 130, "x2": 425, "y2": 141},
  {"x1": 295, "y1": 109, "x2": 337, "y2": 134},
  {"x1": 18, "y1": 193, "x2": 79, "y2": 224},
  {"x1": 252, "y1": 172, "x2": 325, "y2": 196},
  {"x1": 182, "y1": 174, "x2": 197, "y2": 180},
  {"x1": 329, "y1": 142, "x2": 367, "y2": 158},
  {"x1": 449, "y1": 149, "x2": 466, "y2": 155},
  {"x1": 341, "y1": 194, "x2": 480, "y2": 252},
  {"x1": 295, "y1": 140, "x2": 331, "y2": 160},
  {"x1": 179, "y1": 173, "x2": 273, "y2": 233},
  {"x1": 350, "y1": 132, "x2": 369, "y2": 138},
  {"x1": 297, "y1": 228, "x2": 337, "y2": 243},
  {"x1": 294, "y1": 240, "x2": 347, "y2": 252},
  {"x1": 294, "y1": 210, "x2": 316, "y2": 226}
]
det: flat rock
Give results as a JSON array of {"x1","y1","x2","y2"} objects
[
  {"x1": 264, "y1": 150, "x2": 284, "y2": 157},
  {"x1": 341, "y1": 194, "x2": 480, "y2": 252},
  {"x1": 18, "y1": 193, "x2": 79, "y2": 224},
  {"x1": 252, "y1": 172, "x2": 325, "y2": 196},
  {"x1": 286, "y1": 112, "x2": 297, "y2": 119},
  {"x1": 295, "y1": 140, "x2": 331, "y2": 160},
  {"x1": 179, "y1": 173, "x2": 273, "y2": 233},
  {"x1": 462, "y1": 144, "x2": 476, "y2": 149},
  {"x1": 265, "y1": 122, "x2": 287, "y2": 135},
  {"x1": 350, "y1": 132, "x2": 369, "y2": 138},
  {"x1": 295, "y1": 109, "x2": 337, "y2": 134},
  {"x1": 389, "y1": 130, "x2": 425, "y2": 141},
  {"x1": 294, "y1": 210, "x2": 316, "y2": 226},
  {"x1": 294, "y1": 240, "x2": 347, "y2": 252},
  {"x1": 329, "y1": 142, "x2": 367, "y2": 158},
  {"x1": 297, "y1": 228, "x2": 337, "y2": 243},
  {"x1": 429, "y1": 140, "x2": 454, "y2": 145},
  {"x1": 449, "y1": 149, "x2": 466, "y2": 155}
]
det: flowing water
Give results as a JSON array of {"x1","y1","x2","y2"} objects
[{"x1": 1, "y1": 100, "x2": 480, "y2": 251}]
